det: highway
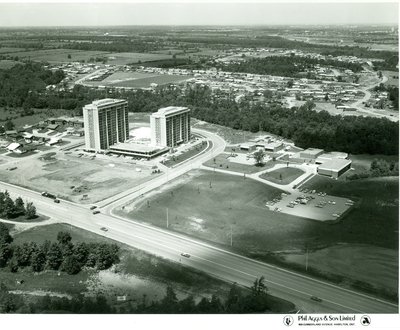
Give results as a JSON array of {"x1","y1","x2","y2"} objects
[
  {"x1": 0, "y1": 128, "x2": 398, "y2": 314},
  {"x1": 0, "y1": 180, "x2": 398, "y2": 314}
]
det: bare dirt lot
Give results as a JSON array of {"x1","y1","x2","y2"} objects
[{"x1": 0, "y1": 149, "x2": 157, "y2": 204}]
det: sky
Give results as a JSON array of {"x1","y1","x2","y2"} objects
[{"x1": 0, "y1": 1, "x2": 397, "y2": 27}]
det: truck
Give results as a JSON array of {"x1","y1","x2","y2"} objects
[{"x1": 41, "y1": 191, "x2": 57, "y2": 199}]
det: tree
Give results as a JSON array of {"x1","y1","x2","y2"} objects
[
  {"x1": 57, "y1": 231, "x2": 72, "y2": 245},
  {"x1": 253, "y1": 149, "x2": 265, "y2": 166},
  {"x1": 2, "y1": 192, "x2": 16, "y2": 218},
  {"x1": 46, "y1": 243, "x2": 63, "y2": 270},
  {"x1": 67, "y1": 54, "x2": 71, "y2": 59},
  {"x1": 0, "y1": 223, "x2": 13, "y2": 246},
  {"x1": 25, "y1": 202, "x2": 37, "y2": 219},
  {"x1": 4, "y1": 120, "x2": 14, "y2": 131},
  {"x1": 251, "y1": 276, "x2": 268, "y2": 296},
  {"x1": 62, "y1": 255, "x2": 82, "y2": 275},
  {"x1": 14, "y1": 197, "x2": 25, "y2": 216},
  {"x1": 0, "y1": 245, "x2": 13, "y2": 268},
  {"x1": 31, "y1": 249, "x2": 46, "y2": 272}
]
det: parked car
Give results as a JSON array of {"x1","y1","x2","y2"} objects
[
  {"x1": 54, "y1": 199, "x2": 60, "y2": 203},
  {"x1": 90, "y1": 206, "x2": 97, "y2": 210},
  {"x1": 100, "y1": 227, "x2": 108, "y2": 232},
  {"x1": 180, "y1": 253, "x2": 190, "y2": 258},
  {"x1": 93, "y1": 210, "x2": 100, "y2": 215}
]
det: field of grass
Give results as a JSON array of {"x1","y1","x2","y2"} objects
[
  {"x1": 106, "y1": 52, "x2": 173, "y2": 65},
  {"x1": 260, "y1": 167, "x2": 305, "y2": 185},
  {"x1": 110, "y1": 74, "x2": 191, "y2": 88},
  {"x1": 0, "y1": 59, "x2": 21, "y2": 69},
  {"x1": 383, "y1": 70, "x2": 399, "y2": 87},
  {"x1": 117, "y1": 169, "x2": 398, "y2": 298},
  {"x1": 203, "y1": 153, "x2": 274, "y2": 174},
  {"x1": 164, "y1": 141, "x2": 209, "y2": 167},
  {"x1": 0, "y1": 47, "x2": 28, "y2": 54}
]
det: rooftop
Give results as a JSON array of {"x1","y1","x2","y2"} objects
[
  {"x1": 85, "y1": 98, "x2": 127, "y2": 109},
  {"x1": 110, "y1": 142, "x2": 165, "y2": 153},
  {"x1": 152, "y1": 106, "x2": 190, "y2": 117},
  {"x1": 302, "y1": 148, "x2": 324, "y2": 155},
  {"x1": 318, "y1": 158, "x2": 352, "y2": 171}
]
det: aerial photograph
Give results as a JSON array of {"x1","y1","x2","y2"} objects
[{"x1": 0, "y1": 0, "x2": 398, "y2": 327}]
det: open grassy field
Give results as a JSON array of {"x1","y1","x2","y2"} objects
[
  {"x1": 4, "y1": 49, "x2": 110, "y2": 63},
  {"x1": 117, "y1": 169, "x2": 398, "y2": 298},
  {"x1": 86, "y1": 71, "x2": 193, "y2": 88},
  {"x1": 111, "y1": 74, "x2": 191, "y2": 88},
  {"x1": 0, "y1": 59, "x2": 21, "y2": 69},
  {"x1": 260, "y1": 167, "x2": 305, "y2": 185},
  {"x1": 0, "y1": 150, "x2": 156, "y2": 204},
  {"x1": 383, "y1": 70, "x2": 399, "y2": 87},
  {"x1": 105, "y1": 52, "x2": 173, "y2": 65},
  {"x1": 0, "y1": 47, "x2": 28, "y2": 54}
]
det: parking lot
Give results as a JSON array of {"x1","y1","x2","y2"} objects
[{"x1": 266, "y1": 188, "x2": 353, "y2": 221}]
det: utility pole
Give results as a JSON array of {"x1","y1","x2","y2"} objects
[
  {"x1": 230, "y1": 224, "x2": 233, "y2": 247},
  {"x1": 166, "y1": 207, "x2": 169, "y2": 228},
  {"x1": 305, "y1": 248, "x2": 309, "y2": 271}
]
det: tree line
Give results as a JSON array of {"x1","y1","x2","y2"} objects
[
  {"x1": 0, "y1": 191, "x2": 36, "y2": 220},
  {"x1": 0, "y1": 226, "x2": 119, "y2": 275},
  {"x1": 0, "y1": 275, "x2": 277, "y2": 314},
  {"x1": 0, "y1": 61, "x2": 64, "y2": 108},
  {"x1": 346, "y1": 158, "x2": 399, "y2": 181},
  {"x1": 217, "y1": 55, "x2": 363, "y2": 78}
]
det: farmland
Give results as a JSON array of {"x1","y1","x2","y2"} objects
[{"x1": 3, "y1": 48, "x2": 111, "y2": 63}]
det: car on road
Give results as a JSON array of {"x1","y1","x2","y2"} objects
[
  {"x1": 310, "y1": 296, "x2": 322, "y2": 302},
  {"x1": 90, "y1": 206, "x2": 97, "y2": 210},
  {"x1": 92, "y1": 210, "x2": 100, "y2": 215},
  {"x1": 100, "y1": 227, "x2": 108, "y2": 232},
  {"x1": 180, "y1": 253, "x2": 190, "y2": 258},
  {"x1": 54, "y1": 199, "x2": 60, "y2": 203}
]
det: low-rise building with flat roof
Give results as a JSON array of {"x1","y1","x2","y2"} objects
[
  {"x1": 109, "y1": 142, "x2": 169, "y2": 159},
  {"x1": 300, "y1": 148, "x2": 324, "y2": 159},
  {"x1": 317, "y1": 159, "x2": 352, "y2": 179}
]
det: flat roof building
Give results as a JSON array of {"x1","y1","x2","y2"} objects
[
  {"x1": 150, "y1": 106, "x2": 190, "y2": 148},
  {"x1": 317, "y1": 159, "x2": 352, "y2": 179},
  {"x1": 300, "y1": 148, "x2": 324, "y2": 159},
  {"x1": 109, "y1": 142, "x2": 169, "y2": 159},
  {"x1": 83, "y1": 98, "x2": 129, "y2": 152}
]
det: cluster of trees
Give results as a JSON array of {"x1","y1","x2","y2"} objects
[
  {"x1": 346, "y1": 158, "x2": 399, "y2": 180},
  {"x1": 218, "y1": 56, "x2": 363, "y2": 77},
  {"x1": 373, "y1": 83, "x2": 399, "y2": 110},
  {"x1": 0, "y1": 62, "x2": 64, "y2": 108},
  {"x1": 0, "y1": 191, "x2": 36, "y2": 220},
  {"x1": 0, "y1": 227, "x2": 120, "y2": 275},
  {"x1": 0, "y1": 275, "x2": 274, "y2": 314},
  {"x1": 184, "y1": 86, "x2": 398, "y2": 155}
]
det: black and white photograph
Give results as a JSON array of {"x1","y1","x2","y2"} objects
[{"x1": 0, "y1": 0, "x2": 398, "y2": 328}]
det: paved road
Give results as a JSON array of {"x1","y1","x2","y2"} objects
[{"x1": 0, "y1": 181, "x2": 397, "y2": 314}]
